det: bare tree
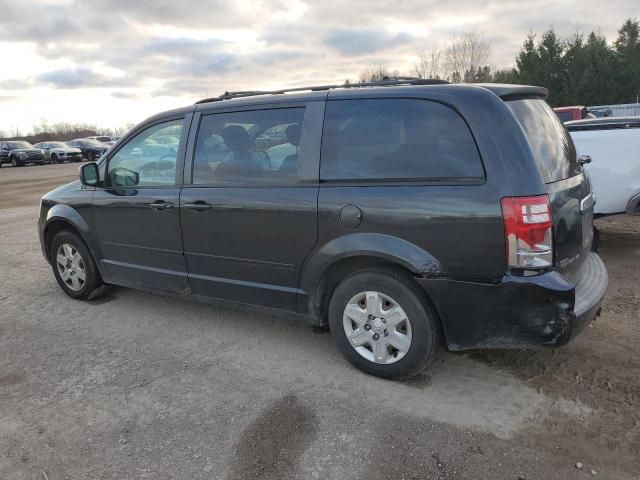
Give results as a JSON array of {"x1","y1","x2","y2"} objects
[
  {"x1": 358, "y1": 65, "x2": 400, "y2": 83},
  {"x1": 412, "y1": 46, "x2": 443, "y2": 79},
  {"x1": 113, "y1": 123, "x2": 136, "y2": 137},
  {"x1": 442, "y1": 33, "x2": 491, "y2": 83}
]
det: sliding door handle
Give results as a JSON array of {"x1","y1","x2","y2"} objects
[{"x1": 183, "y1": 201, "x2": 213, "y2": 211}]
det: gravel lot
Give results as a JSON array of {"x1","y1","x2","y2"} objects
[{"x1": 1, "y1": 162, "x2": 638, "y2": 479}]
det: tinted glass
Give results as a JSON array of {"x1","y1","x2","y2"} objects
[
  {"x1": 555, "y1": 111, "x2": 573, "y2": 122},
  {"x1": 107, "y1": 119, "x2": 183, "y2": 187},
  {"x1": 7, "y1": 141, "x2": 33, "y2": 149},
  {"x1": 193, "y1": 107, "x2": 304, "y2": 185},
  {"x1": 320, "y1": 99, "x2": 483, "y2": 181},
  {"x1": 508, "y1": 99, "x2": 579, "y2": 183}
]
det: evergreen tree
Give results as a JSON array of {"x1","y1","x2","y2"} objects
[{"x1": 613, "y1": 18, "x2": 640, "y2": 103}]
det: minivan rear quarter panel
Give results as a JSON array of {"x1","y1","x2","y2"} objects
[{"x1": 302, "y1": 87, "x2": 549, "y2": 295}]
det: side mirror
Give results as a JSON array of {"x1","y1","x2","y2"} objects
[{"x1": 80, "y1": 162, "x2": 99, "y2": 186}]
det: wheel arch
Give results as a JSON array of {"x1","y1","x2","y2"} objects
[
  {"x1": 300, "y1": 233, "x2": 443, "y2": 324},
  {"x1": 43, "y1": 205, "x2": 104, "y2": 277}
]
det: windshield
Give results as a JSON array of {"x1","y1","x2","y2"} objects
[
  {"x1": 6, "y1": 141, "x2": 33, "y2": 149},
  {"x1": 48, "y1": 142, "x2": 68, "y2": 148},
  {"x1": 507, "y1": 99, "x2": 579, "y2": 183}
]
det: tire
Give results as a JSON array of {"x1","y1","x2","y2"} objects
[
  {"x1": 51, "y1": 154, "x2": 58, "y2": 164},
  {"x1": 50, "y1": 231, "x2": 102, "y2": 300},
  {"x1": 11, "y1": 157, "x2": 17, "y2": 167},
  {"x1": 328, "y1": 268, "x2": 440, "y2": 380},
  {"x1": 87, "y1": 151, "x2": 95, "y2": 162}
]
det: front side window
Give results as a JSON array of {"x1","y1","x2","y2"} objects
[
  {"x1": 106, "y1": 119, "x2": 183, "y2": 187},
  {"x1": 320, "y1": 99, "x2": 484, "y2": 181},
  {"x1": 192, "y1": 107, "x2": 305, "y2": 185}
]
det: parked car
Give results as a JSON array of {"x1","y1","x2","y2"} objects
[
  {"x1": 553, "y1": 105, "x2": 596, "y2": 122},
  {"x1": 86, "y1": 135, "x2": 112, "y2": 143},
  {"x1": 38, "y1": 80, "x2": 608, "y2": 380},
  {"x1": 566, "y1": 117, "x2": 640, "y2": 216},
  {"x1": 0, "y1": 140, "x2": 45, "y2": 167},
  {"x1": 66, "y1": 138, "x2": 109, "y2": 162},
  {"x1": 33, "y1": 141, "x2": 83, "y2": 163}
]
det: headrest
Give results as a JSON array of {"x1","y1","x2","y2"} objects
[
  {"x1": 286, "y1": 124, "x2": 302, "y2": 147},
  {"x1": 222, "y1": 125, "x2": 251, "y2": 152}
]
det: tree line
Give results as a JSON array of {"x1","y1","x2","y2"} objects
[
  {"x1": 0, "y1": 120, "x2": 135, "y2": 143},
  {"x1": 358, "y1": 18, "x2": 640, "y2": 107}
]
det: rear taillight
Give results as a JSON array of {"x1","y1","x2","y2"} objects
[{"x1": 501, "y1": 195, "x2": 553, "y2": 269}]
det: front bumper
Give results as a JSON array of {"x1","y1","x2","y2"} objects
[{"x1": 418, "y1": 252, "x2": 608, "y2": 350}]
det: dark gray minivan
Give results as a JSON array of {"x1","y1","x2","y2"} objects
[{"x1": 38, "y1": 79, "x2": 608, "y2": 379}]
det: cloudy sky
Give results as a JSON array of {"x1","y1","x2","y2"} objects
[{"x1": 0, "y1": 0, "x2": 637, "y2": 135}]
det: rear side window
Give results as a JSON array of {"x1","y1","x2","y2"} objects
[
  {"x1": 320, "y1": 99, "x2": 484, "y2": 181},
  {"x1": 193, "y1": 107, "x2": 305, "y2": 185},
  {"x1": 508, "y1": 99, "x2": 579, "y2": 183}
]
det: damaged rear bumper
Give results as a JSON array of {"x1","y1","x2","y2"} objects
[{"x1": 418, "y1": 252, "x2": 608, "y2": 350}]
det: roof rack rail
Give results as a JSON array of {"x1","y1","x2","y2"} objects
[{"x1": 195, "y1": 77, "x2": 449, "y2": 104}]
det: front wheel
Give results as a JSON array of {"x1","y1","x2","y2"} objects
[
  {"x1": 328, "y1": 269, "x2": 440, "y2": 380},
  {"x1": 86, "y1": 151, "x2": 95, "y2": 162},
  {"x1": 50, "y1": 231, "x2": 102, "y2": 300}
]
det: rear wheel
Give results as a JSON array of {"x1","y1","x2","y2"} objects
[
  {"x1": 50, "y1": 231, "x2": 102, "y2": 300},
  {"x1": 328, "y1": 268, "x2": 440, "y2": 380}
]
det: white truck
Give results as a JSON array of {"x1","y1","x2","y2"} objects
[{"x1": 567, "y1": 117, "x2": 640, "y2": 216}]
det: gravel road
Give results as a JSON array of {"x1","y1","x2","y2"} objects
[{"x1": 0, "y1": 162, "x2": 638, "y2": 479}]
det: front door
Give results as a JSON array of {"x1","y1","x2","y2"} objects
[
  {"x1": 180, "y1": 104, "x2": 322, "y2": 311},
  {"x1": 92, "y1": 116, "x2": 190, "y2": 292}
]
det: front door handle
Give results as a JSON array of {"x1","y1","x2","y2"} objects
[
  {"x1": 183, "y1": 201, "x2": 213, "y2": 211},
  {"x1": 148, "y1": 200, "x2": 175, "y2": 210}
]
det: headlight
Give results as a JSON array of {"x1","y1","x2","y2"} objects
[{"x1": 41, "y1": 150, "x2": 46, "y2": 155}]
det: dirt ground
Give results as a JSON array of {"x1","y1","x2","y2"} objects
[{"x1": 0, "y1": 162, "x2": 638, "y2": 480}]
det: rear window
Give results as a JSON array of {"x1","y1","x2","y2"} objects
[
  {"x1": 320, "y1": 99, "x2": 484, "y2": 181},
  {"x1": 508, "y1": 99, "x2": 579, "y2": 183}
]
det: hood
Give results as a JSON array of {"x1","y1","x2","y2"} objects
[
  {"x1": 12, "y1": 149, "x2": 43, "y2": 154},
  {"x1": 42, "y1": 179, "x2": 82, "y2": 200}
]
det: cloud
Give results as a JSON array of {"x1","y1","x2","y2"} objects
[
  {"x1": 0, "y1": 0, "x2": 638, "y2": 131},
  {"x1": 323, "y1": 30, "x2": 414, "y2": 55},
  {"x1": 0, "y1": 79, "x2": 31, "y2": 90},
  {"x1": 36, "y1": 68, "x2": 133, "y2": 89},
  {"x1": 110, "y1": 91, "x2": 138, "y2": 99}
]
